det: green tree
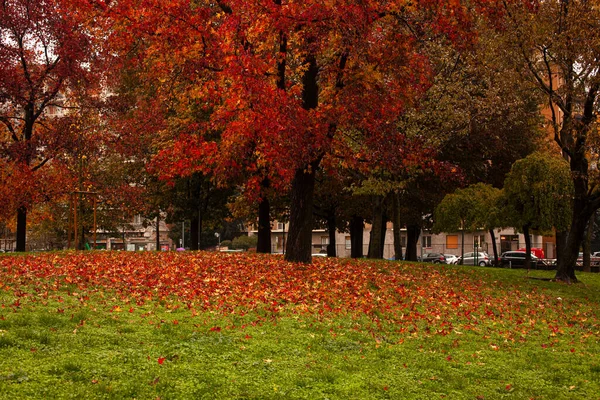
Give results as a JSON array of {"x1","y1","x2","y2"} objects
[
  {"x1": 502, "y1": 152, "x2": 573, "y2": 270},
  {"x1": 433, "y1": 183, "x2": 502, "y2": 263}
]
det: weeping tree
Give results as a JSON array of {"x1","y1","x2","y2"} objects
[{"x1": 502, "y1": 152, "x2": 573, "y2": 271}]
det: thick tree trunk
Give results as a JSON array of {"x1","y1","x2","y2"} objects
[
  {"x1": 489, "y1": 229, "x2": 499, "y2": 267},
  {"x1": 523, "y1": 224, "x2": 532, "y2": 270},
  {"x1": 556, "y1": 207, "x2": 592, "y2": 282},
  {"x1": 256, "y1": 196, "x2": 272, "y2": 253},
  {"x1": 368, "y1": 196, "x2": 385, "y2": 259},
  {"x1": 16, "y1": 206, "x2": 27, "y2": 252},
  {"x1": 284, "y1": 165, "x2": 317, "y2": 263},
  {"x1": 405, "y1": 224, "x2": 421, "y2": 261},
  {"x1": 284, "y1": 52, "x2": 319, "y2": 263},
  {"x1": 350, "y1": 215, "x2": 364, "y2": 259},
  {"x1": 392, "y1": 193, "x2": 403, "y2": 260},
  {"x1": 555, "y1": 230, "x2": 567, "y2": 266},
  {"x1": 190, "y1": 215, "x2": 199, "y2": 251},
  {"x1": 326, "y1": 210, "x2": 336, "y2": 257}
]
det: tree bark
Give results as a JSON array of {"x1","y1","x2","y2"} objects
[
  {"x1": 284, "y1": 53, "x2": 319, "y2": 263},
  {"x1": 16, "y1": 206, "x2": 27, "y2": 252},
  {"x1": 523, "y1": 224, "x2": 532, "y2": 270},
  {"x1": 556, "y1": 206, "x2": 592, "y2": 282},
  {"x1": 405, "y1": 224, "x2": 421, "y2": 261},
  {"x1": 256, "y1": 195, "x2": 272, "y2": 253},
  {"x1": 190, "y1": 215, "x2": 199, "y2": 251},
  {"x1": 368, "y1": 196, "x2": 385, "y2": 259},
  {"x1": 583, "y1": 214, "x2": 593, "y2": 272},
  {"x1": 392, "y1": 193, "x2": 403, "y2": 260},
  {"x1": 350, "y1": 215, "x2": 364, "y2": 259},
  {"x1": 284, "y1": 165, "x2": 317, "y2": 263},
  {"x1": 489, "y1": 228, "x2": 499, "y2": 267}
]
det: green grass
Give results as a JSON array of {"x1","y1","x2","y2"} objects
[{"x1": 0, "y1": 254, "x2": 598, "y2": 399}]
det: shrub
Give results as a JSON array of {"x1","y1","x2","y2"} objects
[{"x1": 230, "y1": 235, "x2": 257, "y2": 250}]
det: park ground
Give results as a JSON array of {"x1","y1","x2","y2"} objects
[{"x1": 0, "y1": 251, "x2": 598, "y2": 399}]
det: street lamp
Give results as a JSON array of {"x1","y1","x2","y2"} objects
[{"x1": 215, "y1": 232, "x2": 220, "y2": 249}]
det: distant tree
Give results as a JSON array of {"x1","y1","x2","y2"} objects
[
  {"x1": 502, "y1": 152, "x2": 573, "y2": 270},
  {"x1": 498, "y1": 0, "x2": 600, "y2": 282},
  {"x1": 434, "y1": 183, "x2": 503, "y2": 263}
]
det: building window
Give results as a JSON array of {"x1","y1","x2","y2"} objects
[
  {"x1": 474, "y1": 234, "x2": 485, "y2": 248},
  {"x1": 345, "y1": 236, "x2": 351, "y2": 249},
  {"x1": 277, "y1": 222, "x2": 284, "y2": 230},
  {"x1": 446, "y1": 235, "x2": 458, "y2": 249},
  {"x1": 422, "y1": 235, "x2": 432, "y2": 248}
]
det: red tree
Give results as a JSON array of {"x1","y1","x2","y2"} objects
[
  {"x1": 105, "y1": 0, "x2": 480, "y2": 262},
  {"x1": 0, "y1": 0, "x2": 99, "y2": 251}
]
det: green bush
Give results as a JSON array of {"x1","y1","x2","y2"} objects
[
  {"x1": 230, "y1": 235, "x2": 257, "y2": 250},
  {"x1": 220, "y1": 240, "x2": 232, "y2": 249}
]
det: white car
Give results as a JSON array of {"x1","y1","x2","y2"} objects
[{"x1": 443, "y1": 254, "x2": 459, "y2": 264}]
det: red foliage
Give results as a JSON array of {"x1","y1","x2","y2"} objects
[
  {"x1": 104, "y1": 0, "x2": 484, "y2": 198},
  {"x1": 1, "y1": 252, "x2": 597, "y2": 341}
]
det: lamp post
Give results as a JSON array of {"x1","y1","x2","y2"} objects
[
  {"x1": 181, "y1": 221, "x2": 185, "y2": 249},
  {"x1": 215, "y1": 232, "x2": 220, "y2": 249}
]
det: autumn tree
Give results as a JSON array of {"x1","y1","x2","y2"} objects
[
  {"x1": 0, "y1": 0, "x2": 99, "y2": 251},
  {"x1": 498, "y1": 0, "x2": 600, "y2": 281},
  {"x1": 502, "y1": 152, "x2": 573, "y2": 270},
  {"x1": 103, "y1": 0, "x2": 484, "y2": 263}
]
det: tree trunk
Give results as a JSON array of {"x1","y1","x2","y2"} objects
[
  {"x1": 326, "y1": 210, "x2": 337, "y2": 257},
  {"x1": 583, "y1": 214, "x2": 593, "y2": 272},
  {"x1": 405, "y1": 224, "x2": 421, "y2": 261},
  {"x1": 284, "y1": 53, "x2": 319, "y2": 263},
  {"x1": 368, "y1": 196, "x2": 385, "y2": 259},
  {"x1": 489, "y1": 228, "x2": 499, "y2": 267},
  {"x1": 284, "y1": 165, "x2": 317, "y2": 263},
  {"x1": 554, "y1": 206, "x2": 593, "y2": 283},
  {"x1": 190, "y1": 215, "x2": 199, "y2": 251},
  {"x1": 156, "y1": 213, "x2": 161, "y2": 251},
  {"x1": 350, "y1": 215, "x2": 364, "y2": 259},
  {"x1": 256, "y1": 196, "x2": 272, "y2": 253},
  {"x1": 523, "y1": 224, "x2": 532, "y2": 270},
  {"x1": 16, "y1": 206, "x2": 27, "y2": 252},
  {"x1": 392, "y1": 193, "x2": 403, "y2": 260}
]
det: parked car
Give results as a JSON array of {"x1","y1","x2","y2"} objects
[
  {"x1": 576, "y1": 252, "x2": 600, "y2": 267},
  {"x1": 456, "y1": 252, "x2": 491, "y2": 266},
  {"x1": 500, "y1": 251, "x2": 548, "y2": 268},
  {"x1": 443, "y1": 254, "x2": 459, "y2": 264},
  {"x1": 311, "y1": 249, "x2": 328, "y2": 257},
  {"x1": 419, "y1": 253, "x2": 446, "y2": 263}
]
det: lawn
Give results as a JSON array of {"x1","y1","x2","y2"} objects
[{"x1": 0, "y1": 251, "x2": 598, "y2": 399}]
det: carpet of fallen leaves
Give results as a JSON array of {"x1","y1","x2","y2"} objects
[{"x1": 0, "y1": 251, "x2": 598, "y2": 339}]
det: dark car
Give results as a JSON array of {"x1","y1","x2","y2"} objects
[
  {"x1": 420, "y1": 253, "x2": 446, "y2": 264},
  {"x1": 500, "y1": 251, "x2": 548, "y2": 269}
]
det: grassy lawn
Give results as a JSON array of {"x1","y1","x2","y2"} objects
[{"x1": 0, "y1": 252, "x2": 598, "y2": 399}]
